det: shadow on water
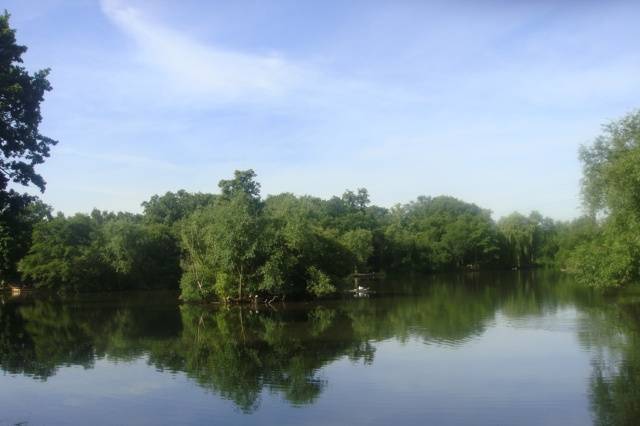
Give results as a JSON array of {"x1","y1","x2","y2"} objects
[{"x1": 1, "y1": 271, "x2": 639, "y2": 422}]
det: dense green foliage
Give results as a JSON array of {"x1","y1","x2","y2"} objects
[
  {"x1": 0, "y1": 12, "x2": 56, "y2": 284},
  {"x1": 497, "y1": 211, "x2": 558, "y2": 269},
  {"x1": 12, "y1": 168, "x2": 570, "y2": 298},
  {"x1": 557, "y1": 110, "x2": 640, "y2": 289},
  {"x1": 179, "y1": 170, "x2": 352, "y2": 301},
  {"x1": 0, "y1": 194, "x2": 50, "y2": 281},
  {"x1": 19, "y1": 211, "x2": 180, "y2": 292},
  {"x1": 0, "y1": 11, "x2": 57, "y2": 194},
  {"x1": 175, "y1": 172, "x2": 569, "y2": 300},
  {"x1": 383, "y1": 196, "x2": 500, "y2": 271},
  {"x1": 141, "y1": 190, "x2": 216, "y2": 227}
]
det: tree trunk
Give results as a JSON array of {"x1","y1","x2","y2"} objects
[{"x1": 238, "y1": 265, "x2": 244, "y2": 301}]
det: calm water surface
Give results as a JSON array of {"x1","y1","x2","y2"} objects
[{"x1": 1, "y1": 272, "x2": 639, "y2": 425}]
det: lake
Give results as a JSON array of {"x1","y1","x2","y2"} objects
[{"x1": 1, "y1": 271, "x2": 638, "y2": 425}]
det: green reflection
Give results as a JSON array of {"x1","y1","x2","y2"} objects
[
  {"x1": 1, "y1": 273, "x2": 639, "y2": 422},
  {"x1": 577, "y1": 297, "x2": 640, "y2": 426}
]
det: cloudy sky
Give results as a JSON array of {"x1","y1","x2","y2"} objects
[{"x1": 5, "y1": 0, "x2": 640, "y2": 219}]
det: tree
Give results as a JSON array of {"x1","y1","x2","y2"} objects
[
  {"x1": 0, "y1": 12, "x2": 56, "y2": 284},
  {"x1": 180, "y1": 171, "x2": 264, "y2": 301},
  {"x1": 305, "y1": 266, "x2": 335, "y2": 297},
  {"x1": 498, "y1": 212, "x2": 536, "y2": 269},
  {"x1": 569, "y1": 110, "x2": 640, "y2": 288},
  {"x1": 553, "y1": 217, "x2": 598, "y2": 269},
  {"x1": 260, "y1": 193, "x2": 318, "y2": 296},
  {"x1": 180, "y1": 177, "x2": 360, "y2": 302},
  {"x1": 218, "y1": 169, "x2": 261, "y2": 202},
  {"x1": 580, "y1": 111, "x2": 640, "y2": 219},
  {"x1": 0, "y1": 194, "x2": 50, "y2": 282},
  {"x1": 0, "y1": 11, "x2": 57, "y2": 195},
  {"x1": 17, "y1": 211, "x2": 182, "y2": 292},
  {"x1": 18, "y1": 214, "x2": 114, "y2": 291},
  {"x1": 142, "y1": 190, "x2": 216, "y2": 227},
  {"x1": 102, "y1": 218, "x2": 181, "y2": 290},
  {"x1": 179, "y1": 206, "x2": 219, "y2": 301},
  {"x1": 261, "y1": 193, "x2": 350, "y2": 296},
  {"x1": 385, "y1": 195, "x2": 499, "y2": 271},
  {"x1": 341, "y1": 188, "x2": 370, "y2": 211},
  {"x1": 209, "y1": 193, "x2": 263, "y2": 300},
  {"x1": 340, "y1": 229, "x2": 373, "y2": 273}
]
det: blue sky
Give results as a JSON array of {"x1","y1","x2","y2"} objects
[{"x1": 5, "y1": 0, "x2": 640, "y2": 219}]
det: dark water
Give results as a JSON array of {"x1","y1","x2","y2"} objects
[{"x1": 1, "y1": 272, "x2": 639, "y2": 426}]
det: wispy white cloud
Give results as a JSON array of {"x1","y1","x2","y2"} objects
[
  {"x1": 100, "y1": 0, "x2": 309, "y2": 103},
  {"x1": 99, "y1": 0, "x2": 427, "y2": 113},
  {"x1": 59, "y1": 147, "x2": 181, "y2": 172}
]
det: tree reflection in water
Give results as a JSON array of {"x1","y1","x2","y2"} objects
[{"x1": 1, "y1": 273, "x2": 640, "y2": 422}]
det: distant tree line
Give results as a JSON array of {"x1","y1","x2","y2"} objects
[{"x1": 5, "y1": 169, "x2": 589, "y2": 300}]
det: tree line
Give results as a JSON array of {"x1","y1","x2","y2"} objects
[
  {"x1": 3, "y1": 169, "x2": 594, "y2": 300},
  {"x1": 1, "y1": 10, "x2": 640, "y2": 298}
]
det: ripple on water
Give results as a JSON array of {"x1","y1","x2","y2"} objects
[{"x1": 499, "y1": 308, "x2": 581, "y2": 333}]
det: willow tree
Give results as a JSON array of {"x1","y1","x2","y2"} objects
[{"x1": 498, "y1": 213, "x2": 536, "y2": 269}]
